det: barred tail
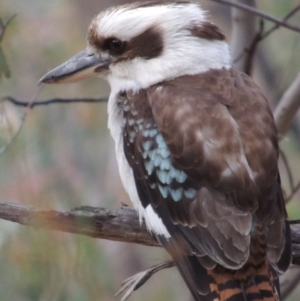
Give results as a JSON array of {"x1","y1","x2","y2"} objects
[
  {"x1": 206, "y1": 261, "x2": 279, "y2": 301},
  {"x1": 159, "y1": 230, "x2": 282, "y2": 301},
  {"x1": 158, "y1": 219, "x2": 290, "y2": 301},
  {"x1": 173, "y1": 254, "x2": 280, "y2": 301}
]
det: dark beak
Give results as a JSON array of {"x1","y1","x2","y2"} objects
[{"x1": 38, "y1": 48, "x2": 112, "y2": 85}]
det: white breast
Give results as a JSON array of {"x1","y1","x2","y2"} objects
[{"x1": 107, "y1": 91, "x2": 170, "y2": 238}]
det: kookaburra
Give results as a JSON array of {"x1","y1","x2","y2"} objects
[{"x1": 39, "y1": 2, "x2": 292, "y2": 301}]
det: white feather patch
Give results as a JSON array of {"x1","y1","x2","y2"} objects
[
  {"x1": 108, "y1": 92, "x2": 170, "y2": 238},
  {"x1": 144, "y1": 205, "x2": 170, "y2": 237},
  {"x1": 92, "y1": 3, "x2": 231, "y2": 92}
]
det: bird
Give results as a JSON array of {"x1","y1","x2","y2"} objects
[{"x1": 39, "y1": 2, "x2": 292, "y2": 301}]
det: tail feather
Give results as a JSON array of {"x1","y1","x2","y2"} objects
[
  {"x1": 159, "y1": 231, "x2": 281, "y2": 301},
  {"x1": 173, "y1": 255, "x2": 280, "y2": 301},
  {"x1": 174, "y1": 255, "x2": 216, "y2": 301},
  {"x1": 206, "y1": 262, "x2": 279, "y2": 301}
]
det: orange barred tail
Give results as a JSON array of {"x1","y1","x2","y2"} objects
[
  {"x1": 160, "y1": 224, "x2": 288, "y2": 301},
  {"x1": 206, "y1": 261, "x2": 279, "y2": 301},
  {"x1": 174, "y1": 255, "x2": 280, "y2": 301}
]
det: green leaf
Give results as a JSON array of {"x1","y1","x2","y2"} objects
[{"x1": 0, "y1": 46, "x2": 11, "y2": 80}]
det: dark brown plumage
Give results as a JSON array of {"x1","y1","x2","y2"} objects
[{"x1": 122, "y1": 68, "x2": 291, "y2": 301}]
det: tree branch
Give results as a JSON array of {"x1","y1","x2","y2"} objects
[
  {"x1": 1, "y1": 201, "x2": 300, "y2": 264},
  {"x1": 0, "y1": 14, "x2": 17, "y2": 42},
  {"x1": 280, "y1": 266, "x2": 300, "y2": 300},
  {"x1": 0, "y1": 202, "x2": 159, "y2": 247},
  {"x1": 274, "y1": 72, "x2": 300, "y2": 138},
  {"x1": 1, "y1": 96, "x2": 108, "y2": 107},
  {"x1": 209, "y1": 0, "x2": 300, "y2": 34},
  {"x1": 2, "y1": 201, "x2": 300, "y2": 300},
  {"x1": 236, "y1": 5, "x2": 300, "y2": 75},
  {"x1": 230, "y1": 0, "x2": 257, "y2": 74},
  {"x1": 279, "y1": 148, "x2": 294, "y2": 196},
  {"x1": 260, "y1": 5, "x2": 300, "y2": 41}
]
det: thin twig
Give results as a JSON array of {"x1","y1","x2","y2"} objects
[
  {"x1": 0, "y1": 89, "x2": 39, "y2": 156},
  {"x1": 0, "y1": 107, "x2": 26, "y2": 156},
  {"x1": 0, "y1": 14, "x2": 17, "y2": 42},
  {"x1": 286, "y1": 181, "x2": 300, "y2": 203},
  {"x1": 1, "y1": 96, "x2": 108, "y2": 107},
  {"x1": 234, "y1": 5, "x2": 300, "y2": 66},
  {"x1": 274, "y1": 72, "x2": 300, "y2": 138},
  {"x1": 243, "y1": 19, "x2": 264, "y2": 75},
  {"x1": 279, "y1": 148, "x2": 294, "y2": 194},
  {"x1": 261, "y1": 5, "x2": 300, "y2": 40},
  {"x1": 209, "y1": 0, "x2": 300, "y2": 34}
]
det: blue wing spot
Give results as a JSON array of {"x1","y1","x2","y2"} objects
[
  {"x1": 154, "y1": 154, "x2": 163, "y2": 167},
  {"x1": 157, "y1": 170, "x2": 173, "y2": 185},
  {"x1": 155, "y1": 134, "x2": 165, "y2": 146},
  {"x1": 143, "y1": 128, "x2": 158, "y2": 138},
  {"x1": 158, "y1": 184, "x2": 169, "y2": 198},
  {"x1": 169, "y1": 167, "x2": 178, "y2": 179},
  {"x1": 142, "y1": 130, "x2": 149, "y2": 138},
  {"x1": 157, "y1": 148, "x2": 170, "y2": 159},
  {"x1": 169, "y1": 187, "x2": 183, "y2": 202},
  {"x1": 175, "y1": 170, "x2": 188, "y2": 183},
  {"x1": 184, "y1": 188, "x2": 197, "y2": 199},
  {"x1": 150, "y1": 129, "x2": 158, "y2": 137},
  {"x1": 143, "y1": 140, "x2": 152, "y2": 151},
  {"x1": 160, "y1": 158, "x2": 171, "y2": 170},
  {"x1": 145, "y1": 160, "x2": 155, "y2": 175},
  {"x1": 141, "y1": 132, "x2": 194, "y2": 201}
]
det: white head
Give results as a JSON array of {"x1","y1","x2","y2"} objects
[{"x1": 40, "y1": 1, "x2": 231, "y2": 93}]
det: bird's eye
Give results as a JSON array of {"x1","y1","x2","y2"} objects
[{"x1": 107, "y1": 38, "x2": 124, "y2": 54}]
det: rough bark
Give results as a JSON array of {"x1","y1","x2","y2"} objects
[
  {"x1": 1, "y1": 201, "x2": 300, "y2": 265},
  {"x1": 0, "y1": 202, "x2": 159, "y2": 247}
]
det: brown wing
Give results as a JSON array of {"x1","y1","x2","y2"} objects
[{"x1": 145, "y1": 68, "x2": 287, "y2": 269}]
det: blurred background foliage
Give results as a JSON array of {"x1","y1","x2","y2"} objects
[{"x1": 0, "y1": 0, "x2": 300, "y2": 300}]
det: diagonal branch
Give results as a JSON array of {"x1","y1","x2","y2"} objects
[
  {"x1": 260, "y1": 5, "x2": 300, "y2": 41},
  {"x1": 209, "y1": 0, "x2": 300, "y2": 34},
  {"x1": 274, "y1": 72, "x2": 300, "y2": 138},
  {"x1": 281, "y1": 266, "x2": 300, "y2": 300},
  {"x1": 0, "y1": 14, "x2": 17, "y2": 42},
  {"x1": 238, "y1": 4, "x2": 300, "y2": 72}
]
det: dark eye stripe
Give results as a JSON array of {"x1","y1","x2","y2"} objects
[{"x1": 88, "y1": 26, "x2": 163, "y2": 61}]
